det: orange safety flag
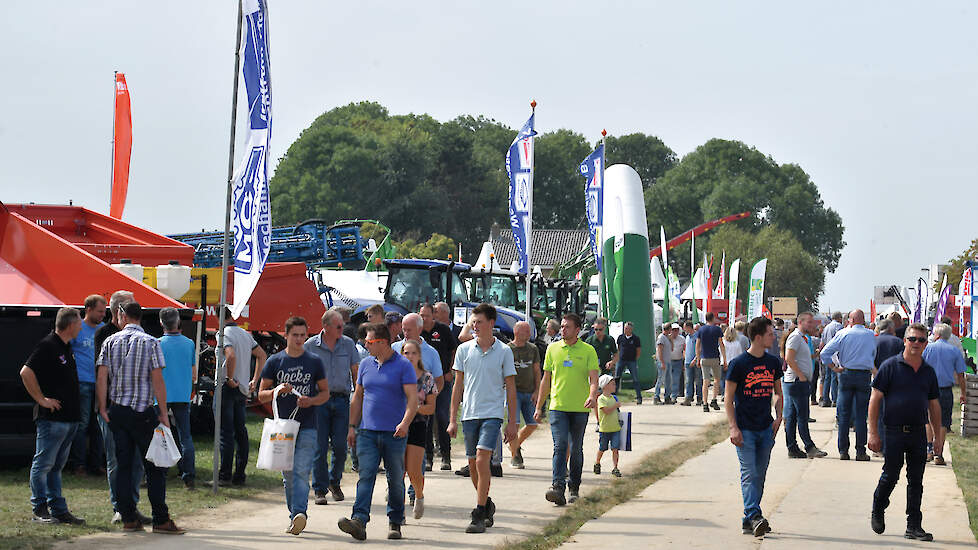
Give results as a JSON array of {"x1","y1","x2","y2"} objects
[{"x1": 110, "y1": 73, "x2": 132, "y2": 219}]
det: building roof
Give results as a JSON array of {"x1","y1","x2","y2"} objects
[{"x1": 489, "y1": 224, "x2": 590, "y2": 269}]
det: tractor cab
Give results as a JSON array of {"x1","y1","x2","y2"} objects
[{"x1": 382, "y1": 259, "x2": 470, "y2": 314}]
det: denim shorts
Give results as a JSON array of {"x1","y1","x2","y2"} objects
[
  {"x1": 599, "y1": 430, "x2": 621, "y2": 451},
  {"x1": 516, "y1": 392, "x2": 538, "y2": 425},
  {"x1": 462, "y1": 418, "x2": 503, "y2": 458}
]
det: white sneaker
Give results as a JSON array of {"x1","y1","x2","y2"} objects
[
  {"x1": 414, "y1": 497, "x2": 424, "y2": 519},
  {"x1": 288, "y1": 513, "x2": 306, "y2": 535},
  {"x1": 111, "y1": 511, "x2": 122, "y2": 524}
]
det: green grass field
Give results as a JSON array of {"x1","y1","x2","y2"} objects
[{"x1": 948, "y1": 387, "x2": 978, "y2": 542}]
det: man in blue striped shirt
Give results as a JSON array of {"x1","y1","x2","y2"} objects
[
  {"x1": 97, "y1": 302, "x2": 184, "y2": 535},
  {"x1": 820, "y1": 309, "x2": 877, "y2": 461}
]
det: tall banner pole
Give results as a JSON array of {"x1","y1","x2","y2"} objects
[
  {"x1": 214, "y1": 0, "x2": 244, "y2": 494},
  {"x1": 507, "y1": 100, "x2": 537, "y2": 325},
  {"x1": 109, "y1": 71, "x2": 117, "y2": 209},
  {"x1": 526, "y1": 100, "x2": 535, "y2": 324},
  {"x1": 580, "y1": 130, "x2": 606, "y2": 318}
]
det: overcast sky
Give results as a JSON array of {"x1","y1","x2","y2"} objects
[{"x1": 3, "y1": 1, "x2": 976, "y2": 311}]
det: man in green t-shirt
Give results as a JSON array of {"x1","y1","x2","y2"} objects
[
  {"x1": 507, "y1": 321, "x2": 541, "y2": 469},
  {"x1": 585, "y1": 317, "x2": 618, "y2": 373},
  {"x1": 535, "y1": 313, "x2": 599, "y2": 507}
]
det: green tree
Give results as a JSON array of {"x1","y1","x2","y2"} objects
[
  {"x1": 605, "y1": 133, "x2": 678, "y2": 189},
  {"x1": 395, "y1": 233, "x2": 456, "y2": 259},
  {"x1": 533, "y1": 130, "x2": 592, "y2": 229},
  {"x1": 943, "y1": 238, "x2": 978, "y2": 291}
]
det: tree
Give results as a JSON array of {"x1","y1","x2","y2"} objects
[
  {"x1": 605, "y1": 133, "x2": 678, "y2": 189},
  {"x1": 943, "y1": 238, "x2": 978, "y2": 291},
  {"x1": 396, "y1": 233, "x2": 456, "y2": 259}
]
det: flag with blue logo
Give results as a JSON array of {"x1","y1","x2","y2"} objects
[
  {"x1": 505, "y1": 113, "x2": 536, "y2": 274},
  {"x1": 580, "y1": 144, "x2": 604, "y2": 273},
  {"x1": 230, "y1": 0, "x2": 272, "y2": 318}
]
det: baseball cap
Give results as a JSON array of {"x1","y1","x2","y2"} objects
[{"x1": 598, "y1": 374, "x2": 615, "y2": 389}]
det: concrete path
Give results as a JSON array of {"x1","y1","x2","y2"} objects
[
  {"x1": 562, "y1": 403, "x2": 976, "y2": 548},
  {"x1": 55, "y1": 396, "x2": 720, "y2": 549}
]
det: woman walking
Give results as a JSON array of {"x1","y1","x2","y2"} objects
[{"x1": 401, "y1": 340, "x2": 437, "y2": 519}]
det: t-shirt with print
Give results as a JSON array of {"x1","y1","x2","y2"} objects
[
  {"x1": 597, "y1": 393, "x2": 622, "y2": 433},
  {"x1": 726, "y1": 351, "x2": 782, "y2": 432},
  {"x1": 784, "y1": 329, "x2": 814, "y2": 382},
  {"x1": 509, "y1": 341, "x2": 541, "y2": 393},
  {"x1": 413, "y1": 369, "x2": 437, "y2": 424},
  {"x1": 260, "y1": 350, "x2": 326, "y2": 430},
  {"x1": 422, "y1": 321, "x2": 458, "y2": 377}
]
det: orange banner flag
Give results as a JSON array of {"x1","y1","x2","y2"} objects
[{"x1": 110, "y1": 73, "x2": 132, "y2": 219}]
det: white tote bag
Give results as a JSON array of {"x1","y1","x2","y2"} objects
[
  {"x1": 145, "y1": 423, "x2": 182, "y2": 467},
  {"x1": 256, "y1": 385, "x2": 302, "y2": 471}
]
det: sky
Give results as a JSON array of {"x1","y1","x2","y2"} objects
[{"x1": 2, "y1": 1, "x2": 976, "y2": 312}]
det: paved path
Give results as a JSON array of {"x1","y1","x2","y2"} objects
[
  {"x1": 563, "y1": 403, "x2": 976, "y2": 548},
  {"x1": 55, "y1": 397, "x2": 720, "y2": 549}
]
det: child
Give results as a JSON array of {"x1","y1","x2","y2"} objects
[{"x1": 594, "y1": 374, "x2": 622, "y2": 477}]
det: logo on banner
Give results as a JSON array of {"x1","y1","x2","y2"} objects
[{"x1": 515, "y1": 173, "x2": 531, "y2": 211}]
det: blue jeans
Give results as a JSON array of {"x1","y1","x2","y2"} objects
[
  {"x1": 735, "y1": 426, "x2": 774, "y2": 521},
  {"x1": 312, "y1": 394, "x2": 349, "y2": 491},
  {"x1": 653, "y1": 361, "x2": 669, "y2": 400},
  {"x1": 353, "y1": 429, "x2": 407, "y2": 525},
  {"x1": 218, "y1": 385, "x2": 248, "y2": 483},
  {"x1": 669, "y1": 359, "x2": 684, "y2": 399},
  {"x1": 98, "y1": 413, "x2": 142, "y2": 511},
  {"x1": 516, "y1": 392, "x2": 538, "y2": 425},
  {"x1": 837, "y1": 370, "x2": 871, "y2": 454},
  {"x1": 168, "y1": 402, "x2": 195, "y2": 480},
  {"x1": 108, "y1": 404, "x2": 170, "y2": 525},
  {"x1": 615, "y1": 360, "x2": 641, "y2": 402},
  {"x1": 30, "y1": 420, "x2": 78, "y2": 515},
  {"x1": 821, "y1": 364, "x2": 838, "y2": 403},
  {"x1": 783, "y1": 381, "x2": 815, "y2": 451},
  {"x1": 68, "y1": 382, "x2": 95, "y2": 469},
  {"x1": 685, "y1": 363, "x2": 703, "y2": 402},
  {"x1": 283, "y1": 428, "x2": 317, "y2": 519},
  {"x1": 549, "y1": 410, "x2": 588, "y2": 491}
]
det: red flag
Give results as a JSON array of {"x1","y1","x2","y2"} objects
[
  {"x1": 870, "y1": 299, "x2": 876, "y2": 323},
  {"x1": 761, "y1": 304, "x2": 772, "y2": 319},
  {"x1": 110, "y1": 73, "x2": 132, "y2": 219}
]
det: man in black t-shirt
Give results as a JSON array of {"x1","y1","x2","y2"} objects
[
  {"x1": 615, "y1": 322, "x2": 642, "y2": 404},
  {"x1": 867, "y1": 323, "x2": 941, "y2": 541},
  {"x1": 21, "y1": 307, "x2": 85, "y2": 525},
  {"x1": 725, "y1": 316, "x2": 783, "y2": 538},
  {"x1": 420, "y1": 304, "x2": 459, "y2": 470}
]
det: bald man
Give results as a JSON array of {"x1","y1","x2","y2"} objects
[
  {"x1": 507, "y1": 322, "x2": 541, "y2": 468},
  {"x1": 820, "y1": 309, "x2": 878, "y2": 461}
]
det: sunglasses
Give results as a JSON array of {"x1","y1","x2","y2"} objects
[
  {"x1": 905, "y1": 337, "x2": 927, "y2": 344},
  {"x1": 365, "y1": 338, "x2": 385, "y2": 345}
]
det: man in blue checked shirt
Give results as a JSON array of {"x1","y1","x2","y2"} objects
[
  {"x1": 820, "y1": 309, "x2": 877, "y2": 461},
  {"x1": 921, "y1": 322, "x2": 967, "y2": 466}
]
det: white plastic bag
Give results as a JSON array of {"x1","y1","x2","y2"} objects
[
  {"x1": 256, "y1": 385, "x2": 302, "y2": 471},
  {"x1": 145, "y1": 423, "x2": 182, "y2": 467}
]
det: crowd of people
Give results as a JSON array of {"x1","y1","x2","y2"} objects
[{"x1": 19, "y1": 290, "x2": 971, "y2": 542}]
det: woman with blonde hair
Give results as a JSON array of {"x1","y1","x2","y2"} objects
[
  {"x1": 721, "y1": 326, "x2": 744, "y2": 393},
  {"x1": 399, "y1": 339, "x2": 437, "y2": 519}
]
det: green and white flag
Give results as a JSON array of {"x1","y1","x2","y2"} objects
[
  {"x1": 690, "y1": 232, "x2": 699, "y2": 323},
  {"x1": 747, "y1": 258, "x2": 768, "y2": 319},
  {"x1": 728, "y1": 258, "x2": 740, "y2": 321}
]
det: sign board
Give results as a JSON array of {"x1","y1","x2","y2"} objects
[
  {"x1": 874, "y1": 285, "x2": 903, "y2": 305},
  {"x1": 770, "y1": 297, "x2": 798, "y2": 320}
]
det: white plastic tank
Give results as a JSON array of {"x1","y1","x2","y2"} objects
[
  {"x1": 111, "y1": 259, "x2": 144, "y2": 283},
  {"x1": 156, "y1": 261, "x2": 192, "y2": 300}
]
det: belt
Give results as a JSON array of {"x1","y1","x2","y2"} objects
[
  {"x1": 885, "y1": 424, "x2": 925, "y2": 433},
  {"x1": 330, "y1": 392, "x2": 350, "y2": 398}
]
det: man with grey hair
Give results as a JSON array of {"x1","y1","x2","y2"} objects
[
  {"x1": 818, "y1": 311, "x2": 844, "y2": 407},
  {"x1": 158, "y1": 308, "x2": 197, "y2": 488},
  {"x1": 921, "y1": 322, "x2": 967, "y2": 466},
  {"x1": 433, "y1": 302, "x2": 459, "y2": 338}
]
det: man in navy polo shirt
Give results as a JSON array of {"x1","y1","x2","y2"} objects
[
  {"x1": 338, "y1": 323, "x2": 418, "y2": 542},
  {"x1": 868, "y1": 323, "x2": 941, "y2": 541}
]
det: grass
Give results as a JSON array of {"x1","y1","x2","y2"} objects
[
  {"x1": 948, "y1": 386, "x2": 978, "y2": 543},
  {"x1": 0, "y1": 414, "x2": 291, "y2": 550},
  {"x1": 497, "y1": 420, "x2": 728, "y2": 550}
]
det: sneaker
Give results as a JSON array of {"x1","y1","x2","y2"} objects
[
  {"x1": 512, "y1": 447, "x2": 525, "y2": 469},
  {"x1": 680, "y1": 399, "x2": 692, "y2": 406},
  {"x1": 653, "y1": 397, "x2": 663, "y2": 405},
  {"x1": 203, "y1": 478, "x2": 231, "y2": 488},
  {"x1": 183, "y1": 478, "x2": 196, "y2": 490},
  {"x1": 330, "y1": 484, "x2": 345, "y2": 501},
  {"x1": 750, "y1": 516, "x2": 771, "y2": 537},
  {"x1": 787, "y1": 447, "x2": 807, "y2": 459},
  {"x1": 288, "y1": 513, "x2": 306, "y2": 536},
  {"x1": 568, "y1": 488, "x2": 579, "y2": 504},
  {"x1": 808, "y1": 417, "x2": 816, "y2": 423},
  {"x1": 695, "y1": 399, "x2": 704, "y2": 406},
  {"x1": 32, "y1": 508, "x2": 57, "y2": 524},
  {"x1": 122, "y1": 520, "x2": 145, "y2": 532},
  {"x1": 54, "y1": 512, "x2": 85, "y2": 525},
  {"x1": 839, "y1": 451, "x2": 850, "y2": 461},
  {"x1": 338, "y1": 517, "x2": 367, "y2": 541},
  {"x1": 855, "y1": 452, "x2": 871, "y2": 462},
  {"x1": 111, "y1": 511, "x2": 123, "y2": 524},
  {"x1": 545, "y1": 485, "x2": 566, "y2": 506},
  {"x1": 742, "y1": 519, "x2": 752, "y2": 534},
  {"x1": 806, "y1": 447, "x2": 828, "y2": 459},
  {"x1": 710, "y1": 399, "x2": 720, "y2": 411},
  {"x1": 904, "y1": 525, "x2": 933, "y2": 541},
  {"x1": 611, "y1": 468, "x2": 621, "y2": 477},
  {"x1": 425, "y1": 459, "x2": 433, "y2": 472},
  {"x1": 456, "y1": 464, "x2": 470, "y2": 477},
  {"x1": 934, "y1": 455, "x2": 946, "y2": 466},
  {"x1": 593, "y1": 463, "x2": 601, "y2": 475},
  {"x1": 388, "y1": 522, "x2": 402, "y2": 540},
  {"x1": 490, "y1": 463, "x2": 503, "y2": 477},
  {"x1": 871, "y1": 512, "x2": 885, "y2": 534},
  {"x1": 153, "y1": 520, "x2": 186, "y2": 535},
  {"x1": 414, "y1": 496, "x2": 425, "y2": 519},
  {"x1": 466, "y1": 506, "x2": 487, "y2": 533},
  {"x1": 440, "y1": 458, "x2": 452, "y2": 471},
  {"x1": 485, "y1": 497, "x2": 496, "y2": 528},
  {"x1": 314, "y1": 490, "x2": 329, "y2": 505},
  {"x1": 703, "y1": 404, "x2": 710, "y2": 412}
]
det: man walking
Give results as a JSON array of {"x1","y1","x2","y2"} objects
[
  {"x1": 97, "y1": 302, "x2": 184, "y2": 534},
  {"x1": 585, "y1": 317, "x2": 618, "y2": 374},
  {"x1": 259, "y1": 317, "x2": 330, "y2": 536},
  {"x1": 868, "y1": 323, "x2": 942, "y2": 541},
  {"x1": 654, "y1": 325, "x2": 674, "y2": 404},
  {"x1": 508, "y1": 321, "x2": 541, "y2": 468},
  {"x1": 668, "y1": 324, "x2": 686, "y2": 404},
  {"x1": 22, "y1": 307, "x2": 85, "y2": 525},
  {"x1": 157, "y1": 308, "x2": 197, "y2": 489},
  {"x1": 725, "y1": 316, "x2": 783, "y2": 537},
  {"x1": 695, "y1": 313, "x2": 726, "y2": 412},
  {"x1": 304, "y1": 309, "x2": 359, "y2": 505},
  {"x1": 783, "y1": 312, "x2": 827, "y2": 459},
  {"x1": 67, "y1": 295, "x2": 106, "y2": 476},
  {"x1": 218, "y1": 307, "x2": 267, "y2": 487},
  {"x1": 820, "y1": 309, "x2": 877, "y2": 461},
  {"x1": 338, "y1": 323, "x2": 418, "y2": 541},
  {"x1": 681, "y1": 322, "x2": 703, "y2": 406},
  {"x1": 921, "y1": 322, "x2": 967, "y2": 466},
  {"x1": 536, "y1": 313, "x2": 599, "y2": 506},
  {"x1": 615, "y1": 322, "x2": 643, "y2": 404},
  {"x1": 818, "y1": 312, "x2": 844, "y2": 407},
  {"x1": 446, "y1": 304, "x2": 518, "y2": 533},
  {"x1": 420, "y1": 303, "x2": 459, "y2": 470}
]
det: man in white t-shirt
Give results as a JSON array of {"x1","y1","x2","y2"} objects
[{"x1": 783, "y1": 312, "x2": 826, "y2": 459}]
